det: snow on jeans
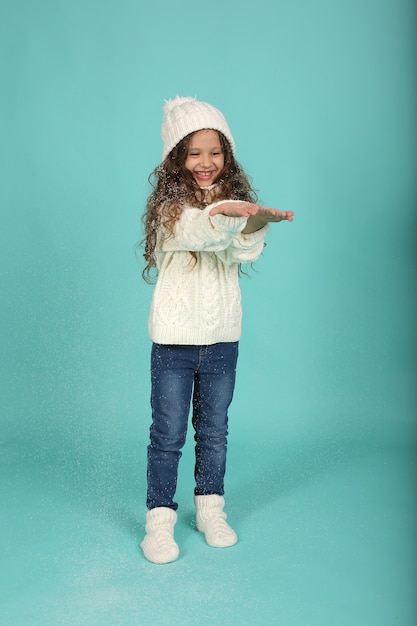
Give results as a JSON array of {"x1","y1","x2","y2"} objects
[{"x1": 146, "y1": 341, "x2": 239, "y2": 511}]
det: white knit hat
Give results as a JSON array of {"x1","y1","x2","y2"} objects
[{"x1": 161, "y1": 96, "x2": 235, "y2": 160}]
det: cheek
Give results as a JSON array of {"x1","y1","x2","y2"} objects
[{"x1": 216, "y1": 155, "x2": 225, "y2": 170}]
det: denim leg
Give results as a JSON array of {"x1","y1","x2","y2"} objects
[
  {"x1": 192, "y1": 342, "x2": 239, "y2": 496},
  {"x1": 146, "y1": 344, "x2": 196, "y2": 511}
]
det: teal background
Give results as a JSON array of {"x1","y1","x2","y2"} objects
[{"x1": 1, "y1": 0, "x2": 416, "y2": 624}]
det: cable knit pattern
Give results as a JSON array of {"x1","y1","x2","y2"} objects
[{"x1": 149, "y1": 197, "x2": 268, "y2": 345}]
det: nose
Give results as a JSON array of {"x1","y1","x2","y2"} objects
[{"x1": 200, "y1": 153, "x2": 211, "y2": 168}]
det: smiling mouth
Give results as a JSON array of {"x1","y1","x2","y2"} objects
[{"x1": 195, "y1": 171, "x2": 215, "y2": 179}]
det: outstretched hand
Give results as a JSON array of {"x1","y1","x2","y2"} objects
[
  {"x1": 242, "y1": 205, "x2": 294, "y2": 233},
  {"x1": 256, "y1": 206, "x2": 294, "y2": 223},
  {"x1": 209, "y1": 201, "x2": 259, "y2": 218},
  {"x1": 210, "y1": 201, "x2": 294, "y2": 233}
]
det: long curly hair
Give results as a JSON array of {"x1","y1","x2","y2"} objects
[{"x1": 139, "y1": 130, "x2": 258, "y2": 283}]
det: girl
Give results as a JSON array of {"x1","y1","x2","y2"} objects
[{"x1": 140, "y1": 96, "x2": 293, "y2": 564}]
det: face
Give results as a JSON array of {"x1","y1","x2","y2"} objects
[{"x1": 184, "y1": 129, "x2": 225, "y2": 187}]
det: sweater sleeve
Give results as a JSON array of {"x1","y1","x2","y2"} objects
[
  {"x1": 215, "y1": 224, "x2": 269, "y2": 264},
  {"x1": 158, "y1": 202, "x2": 248, "y2": 253}
]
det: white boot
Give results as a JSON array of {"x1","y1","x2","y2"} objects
[
  {"x1": 141, "y1": 507, "x2": 179, "y2": 564},
  {"x1": 194, "y1": 495, "x2": 238, "y2": 548}
]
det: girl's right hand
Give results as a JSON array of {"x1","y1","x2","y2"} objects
[{"x1": 209, "y1": 201, "x2": 259, "y2": 218}]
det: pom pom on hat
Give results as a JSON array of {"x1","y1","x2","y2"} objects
[{"x1": 161, "y1": 96, "x2": 235, "y2": 160}]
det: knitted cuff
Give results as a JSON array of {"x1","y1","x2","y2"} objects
[{"x1": 206, "y1": 202, "x2": 248, "y2": 235}]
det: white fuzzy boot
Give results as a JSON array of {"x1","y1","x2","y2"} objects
[
  {"x1": 141, "y1": 507, "x2": 179, "y2": 564},
  {"x1": 194, "y1": 495, "x2": 238, "y2": 548}
]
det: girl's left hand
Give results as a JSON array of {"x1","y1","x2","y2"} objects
[
  {"x1": 242, "y1": 206, "x2": 294, "y2": 233},
  {"x1": 257, "y1": 206, "x2": 294, "y2": 222}
]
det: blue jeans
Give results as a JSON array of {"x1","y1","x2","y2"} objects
[{"x1": 146, "y1": 342, "x2": 239, "y2": 511}]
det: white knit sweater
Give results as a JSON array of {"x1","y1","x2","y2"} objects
[{"x1": 148, "y1": 201, "x2": 267, "y2": 345}]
